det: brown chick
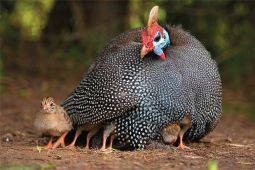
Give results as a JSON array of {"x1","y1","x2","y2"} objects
[
  {"x1": 160, "y1": 116, "x2": 192, "y2": 149},
  {"x1": 160, "y1": 124, "x2": 181, "y2": 144},
  {"x1": 34, "y1": 97, "x2": 72, "y2": 149}
]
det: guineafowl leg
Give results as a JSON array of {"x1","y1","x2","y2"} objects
[
  {"x1": 45, "y1": 137, "x2": 53, "y2": 149},
  {"x1": 100, "y1": 132, "x2": 108, "y2": 151},
  {"x1": 108, "y1": 134, "x2": 116, "y2": 151},
  {"x1": 84, "y1": 128, "x2": 99, "y2": 150},
  {"x1": 100, "y1": 124, "x2": 115, "y2": 151},
  {"x1": 52, "y1": 132, "x2": 68, "y2": 149},
  {"x1": 177, "y1": 130, "x2": 190, "y2": 150},
  {"x1": 67, "y1": 129, "x2": 82, "y2": 148}
]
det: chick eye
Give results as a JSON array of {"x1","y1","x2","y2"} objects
[
  {"x1": 154, "y1": 32, "x2": 161, "y2": 42},
  {"x1": 50, "y1": 103, "x2": 54, "y2": 107}
]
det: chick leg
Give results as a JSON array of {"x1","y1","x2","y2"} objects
[
  {"x1": 84, "y1": 128, "x2": 99, "y2": 150},
  {"x1": 67, "y1": 129, "x2": 82, "y2": 148},
  {"x1": 177, "y1": 130, "x2": 190, "y2": 150},
  {"x1": 45, "y1": 137, "x2": 53, "y2": 149},
  {"x1": 52, "y1": 132, "x2": 68, "y2": 149}
]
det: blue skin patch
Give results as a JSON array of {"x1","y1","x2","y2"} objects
[
  {"x1": 153, "y1": 29, "x2": 170, "y2": 57},
  {"x1": 153, "y1": 45, "x2": 164, "y2": 56}
]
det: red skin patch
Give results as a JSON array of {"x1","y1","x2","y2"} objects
[
  {"x1": 142, "y1": 22, "x2": 164, "y2": 50},
  {"x1": 160, "y1": 53, "x2": 166, "y2": 60}
]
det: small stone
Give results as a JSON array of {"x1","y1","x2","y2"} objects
[{"x1": 2, "y1": 133, "x2": 14, "y2": 142}]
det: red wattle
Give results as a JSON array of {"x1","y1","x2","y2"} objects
[{"x1": 160, "y1": 53, "x2": 166, "y2": 60}]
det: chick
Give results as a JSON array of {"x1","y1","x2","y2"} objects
[
  {"x1": 160, "y1": 124, "x2": 181, "y2": 144},
  {"x1": 160, "y1": 116, "x2": 192, "y2": 149},
  {"x1": 34, "y1": 97, "x2": 72, "y2": 149}
]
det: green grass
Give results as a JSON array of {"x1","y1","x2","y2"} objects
[
  {"x1": 223, "y1": 102, "x2": 255, "y2": 119},
  {"x1": 0, "y1": 163, "x2": 56, "y2": 170},
  {"x1": 207, "y1": 160, "x2": 218, "y2": 170}
]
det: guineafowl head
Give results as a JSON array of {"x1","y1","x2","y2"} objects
[
  {"x1": 41, "y1": 97, "x2": 56, "y2": 114},
  {"x1": 141, "y1": 6, "x2": 170, "y2": 60}
]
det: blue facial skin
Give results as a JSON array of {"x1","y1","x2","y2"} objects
[
  {"x1": 152, "y1": 29, "x2": 171, "y2": 57},
  {"x1": 153, "y1": 45, "x2": 164, "y2": 56}
]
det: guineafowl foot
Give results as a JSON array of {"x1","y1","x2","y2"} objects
[
  {"x1": 60, "y1": 140, "x2": 65, "y2": 147},
  {"x1": 84, "y1": 144, "x2": 89, "y2": 150},
  {"x1": 99, "y1": 146, "x2": 107, "y2": 151},
  {"x1": 84, "y1": 128, "x2": 100, "y2": 150},
  {"x1": 67, "y1": 139, "x2": 78, "y2": 149},
  {"x1": 99, "y1": 147, "x2": 113, "y2": 153},
  {"x1": 67, "y1": 129, "x2": 82, "y2": 149},
  {"x1": 66, "y1": 144, "x2": 76, "y2": 149},
  {"x1": 100, "y1": 143, "x2": 115, "y2": 152},
  {"x1": 177, "y1": 142, "x2": 190, "y2": 150},
  {"x1": 100, "y1": 143, "x2": 111, "y2": 152},
  {"x1": 102, "y1": 144, "x2": 115, "y2": 152}
]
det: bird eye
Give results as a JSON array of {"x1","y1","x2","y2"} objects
[
  {"x1": 163, "y1": 33, "x2": 166, "y2": 39},
  {"x1": 50, "y1": 103, "x2": 54, "y2": 107},
  {"x1": 154, "y1": 32, "x2": 161, "y2": 42}
]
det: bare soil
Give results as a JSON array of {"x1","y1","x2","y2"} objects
[{"x1": 0, "y1": 77, "x2": 255, "y2": 170}]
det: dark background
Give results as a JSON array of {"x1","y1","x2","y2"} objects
[{"x1": 0, "y1": 0, "x2": 254, "y2": 117}]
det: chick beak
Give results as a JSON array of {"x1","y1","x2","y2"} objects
[
  {"x1": 140, "y1": 46, "x2": 151, "y2": 59},
  {"x1": 43, "y1": 105, "x2": 48, "y2": 110}
]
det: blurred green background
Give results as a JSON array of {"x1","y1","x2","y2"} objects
[{"x1": 0, "y1": 0, "x2": 254, "y2": 116}]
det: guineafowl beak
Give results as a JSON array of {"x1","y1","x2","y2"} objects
[{"x1": 140, "y1": 46, "x2": 151, "y2": 59}]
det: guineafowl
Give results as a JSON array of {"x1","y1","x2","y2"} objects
[{"x1": 61, "y1": 6, "x2": 222, "y2": 150}]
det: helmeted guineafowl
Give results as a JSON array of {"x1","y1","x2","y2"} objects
[{"x1": 61, "y1": 6, "x2": 222, "y2": 150}]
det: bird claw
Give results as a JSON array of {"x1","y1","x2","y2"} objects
[
  {"x1": 84, "y1": 145, "x2": 89, "y2": 150},
  {"x1": 100, "y1": 148, "x2": 113, "y2": 153},
  {"x1": 177, "y1": 143, "x2": 190, "y2": 150},
  {"x1": 60, "y1": 142, "x2": 65, "y2": 148},
  {"x1": 66, "y1": 145, "x2": 76, "y2": 150}
]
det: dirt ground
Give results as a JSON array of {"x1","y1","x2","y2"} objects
[{"x1": 0, "y1": 77, "x2": 255, "y2": 170}]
